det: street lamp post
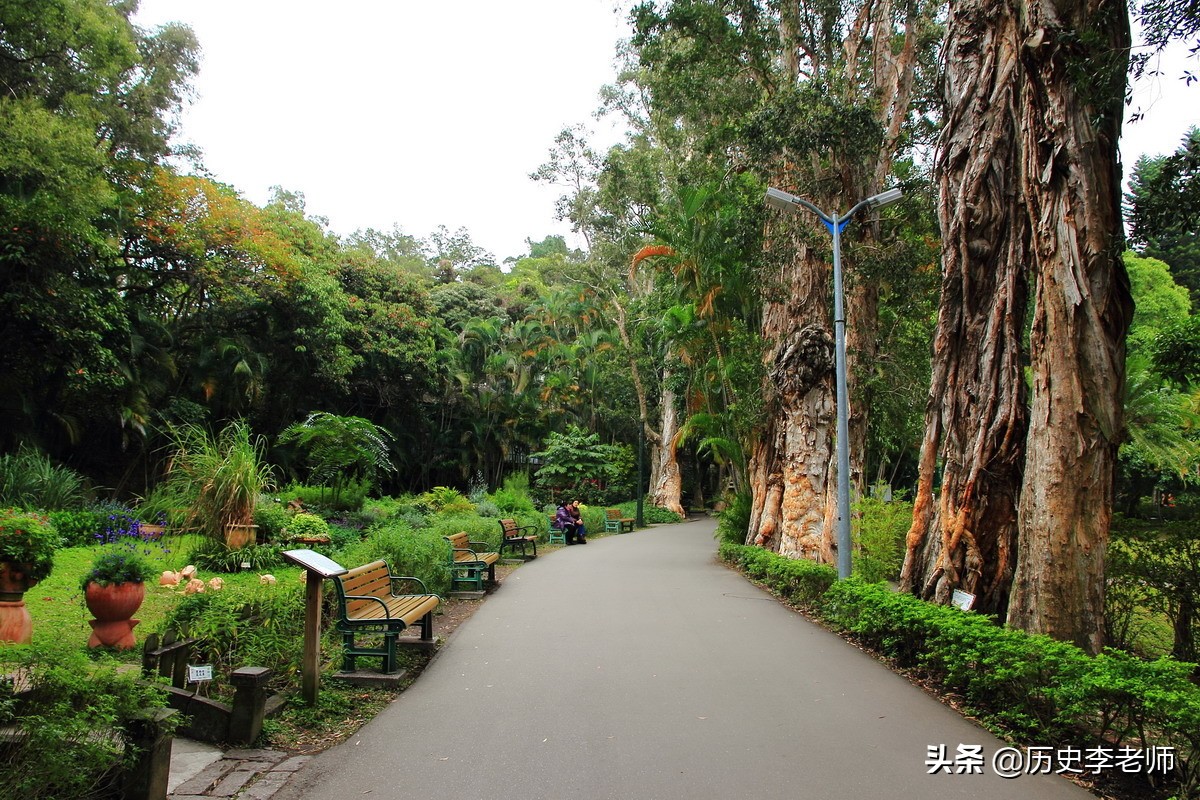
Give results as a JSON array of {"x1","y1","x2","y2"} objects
[{"x1": 764, "y1": 186, "x2": 903, "y2": 579}]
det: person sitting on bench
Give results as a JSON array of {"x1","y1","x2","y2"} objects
[{"x1": 554, "y1": 501, "x2": 583, "y2": 545}]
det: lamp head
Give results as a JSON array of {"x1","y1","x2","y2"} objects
[
  {"x1": 765, "y1": 187, "x2": 800, "y2": 211},
  {"x1": 866, "y1": 187, "x2": 903, "y2": 209}
]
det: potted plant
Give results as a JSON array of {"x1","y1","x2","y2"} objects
[
  {"x1": 165, "y1": 421, "x2": 276, "y2": 550},
  {"x1": 80, "y1": 549, "x2": 154, "y2": 649},
  {"x1": 0, "y1": 509, "x2": 58, "y2": 643},
  {"x1": 284, "y1": 511, "x2": 332, "y2": 545}
]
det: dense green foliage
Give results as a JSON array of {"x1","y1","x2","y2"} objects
[
  {"x1": 0, "y1": 509, "x2": 58, "y2": 581},
  {"x1": 720, "y1": 544, "x2": 1200, "y2": 797},
  {"x1": 0, "y1": 448, "x2": 87, "y2": 510},
  {"x1": 0, "y1": 641, "x2": 172, "y2": 800},
  {"x1": 80, "y1": 548, "x2": 154, "y2": 588}
]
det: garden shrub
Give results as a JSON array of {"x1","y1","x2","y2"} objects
[
  {"x1": 327, "y1": 523, "x2": 363, "y2": 549},
  {"x1": 473, "y1": 499, "x2": 501, "y2": 518},
  {"x1": 721, "y1": 541, "x2": 1200, "y2": 798},
  {"x1": 719, "y1": 543, "x2": 836, "y2": 610},
  {"x1": 281, "y1": 480, "x2": 369, "y2": 513},
  {"x1": 253, "y1": 501, "x2": 291, "y2": 542},
  {"x1": 286, "y1": 512, "x2": 330, "y2": 540},
  {"x1": 336, "y1": 519, "x2": 452, "y2": 596},
  {"x1": 851, "y1": 493, "x2": 911, "y2": 583},
  {"x1": 715, "y1": 491, "x2": 752, "y2": 547},
  {"x1": 0, "y1": 446, "x2": 88, "y2": 510},
  {"x1": 420, "y1": 486, "x2": 474, "y2": 515},
  {"x1": 48, "y1": 508, "x2": 106, "y2": 547},
  {"x1": 490, "y1": 486, "x2": 537, "y2": 518},
  {"x1": 163, "y1": 582, "x2": 306, "y2": 690},
  {"x1": 189, "y1": 540, "x2": 282, "y2": 573},
  {"x1": 0, "y1": 641, "x2": 169, "y2": 800},
  {"x1": 361, "y1": 496, "x2": 405, "y2": 522}
]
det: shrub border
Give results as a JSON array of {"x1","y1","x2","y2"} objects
[{"x1": 718, "y1": 542, "x2": 1200, "y2": 798}]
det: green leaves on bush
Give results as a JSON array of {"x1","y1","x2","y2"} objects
[
  {"x1": 0, "y1": 641, "x2": 170, "y2": 800},
  {"x1": 0, "y1": 446, "x2": 87, "y2": 510},
  {"x1": 719, "y1": 542, "x2": 836, "y2": 609},
  {"x1": 190, "y1": 540, "x2": 282, "y2": 573},
  {"x1": 163, "y1": 582, "x2": 306, "y2": 688},
  {"x1": 721, "y1": 543, "x2": 1200, "y2": 797},
  {"x1": 851, "y1": 494, "x2": 911, "y2": 584},
  {"x1": 48, "y1": 508, "x2": 105, "y2": 547},
  {"x1": 335, "y1": 519, "x2": 452, "y2": 596}
]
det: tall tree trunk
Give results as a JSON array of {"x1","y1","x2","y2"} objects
[
  {"x1": 747, "y1": 233, "x2": 837, "y2": 563},
  {"x1": 747, "y1": 0, "x2": 932, "y2": 563},
  {"x1": 650, "y1": 371, "x2": 686, "y2": 516},
  {"x1": 899, "y1": 0, "x2": 1029, "y2": 616},
  {"x1": 1006, "y1": 0, "x2": 1132, "y2": 653}
]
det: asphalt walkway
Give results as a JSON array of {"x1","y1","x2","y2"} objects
[{"x1": 260, "y1": 518, "x2": 1093, "y2": 800}]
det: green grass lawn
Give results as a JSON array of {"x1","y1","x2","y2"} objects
[{"x1": 24, "y1": 535, "x2": 303, "y2": 656}]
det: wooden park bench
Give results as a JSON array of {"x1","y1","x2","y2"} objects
[
  {"x1": 498, "y1": 518, "x2": 538, "y2": 559},
  {"x1": 444, "y1": 532, "x2": 499, "y2": 591},
  {"x1": 605, "y1": 508, "x2": 635, "y2": 533},
  {"x1": 330, "y1": 560, "x2": 440, "y2": 673}
]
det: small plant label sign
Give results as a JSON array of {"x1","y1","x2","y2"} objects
[
  {"x1": 188, "y1": 664, "x2": 214, "y2": 683},
  {"x1": 951, "y1": 589, "x2": 976, "y2": 611}
]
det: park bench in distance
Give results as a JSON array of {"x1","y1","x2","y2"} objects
[
  {"x1": 605, "y1": 508, "x2": 635, "y2": 533},
  {"x1": 498, "y1": 518, "x2": 538, "y2": 559},
  {"x1": 444, "y1": 531, "x2": 499, "y2": 591},
  {"x1": 330, "y1": 560, "x2": 439, "y2": 673}
]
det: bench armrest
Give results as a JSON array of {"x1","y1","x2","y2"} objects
[
  {"x1": 505, "y1": 523, "x2": 539, "y2": 538},
  {"x1": 387, "y1": 574, "x2": 431, "y2": 595},
  {"x1": 467, "y1": 540, "x2": 492, "y2": 551},
  {"x1": 340, "y1": 593, "x2": 392, "y2": 617}
]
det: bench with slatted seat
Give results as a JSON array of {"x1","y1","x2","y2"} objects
[
  {"x1": 330, "y1": 560, "x2": 440, "y2": 673},
  {"x1": 605, "y1": 508, "x2": 635, "y2": 533},
  {"x1": 498, "y1": 518, "x2": 538, "y2": 559},
  {"x1": 444, "y1": 531, "x2": 499, "y2": 591}
]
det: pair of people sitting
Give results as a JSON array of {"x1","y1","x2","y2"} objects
[{"x1": 553, "y1": 499, "x2": 587, "y2": 544}]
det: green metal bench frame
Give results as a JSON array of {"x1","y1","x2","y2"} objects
[
  {"x1": 604, "y1": 508, "x2": 635, "y2": 533},
  {"x1": 330, "y1": 560, "x2": 440, "y2": 673},
  {"x1": 445, "y1": 532, "x2": 499, "y2": 591},
  {"x1": 547, "y1": 513, "x2": 566, "y2": 545}
]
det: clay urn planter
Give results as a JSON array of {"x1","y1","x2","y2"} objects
[
  {"x1": 81, "y1": 550, "x2": 153, "y2": 649},
  {"x1": 0, "y1": 510, "x2": 57, "y2": 644}
]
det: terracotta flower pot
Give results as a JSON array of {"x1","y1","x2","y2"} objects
[
  {"x1": 0, "y1": 561, "x2": 40, "y2": 644},
  {"x1": 223, "y1": 523, "x2": 258, "y2": 550},
  {"x1": 84, "y1": 580, "x2": 146, "y2": 649}
]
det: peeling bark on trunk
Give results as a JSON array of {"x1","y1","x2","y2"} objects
[
  {"x1": 899, "y1": 0, "x2": 1029, "y2": 617},
  {"x1": 747, "y1": 251, "x2": 838, "y2": 565},
  {"x1": 650, "y1": 371, "x2": 686, "y2": 517},
  {"x1": 746, "y1": 1, "x2": 931, "y2": 562},
  {"x1": 1007, "y1": 0, "x2": 1132, "y2": 653}
]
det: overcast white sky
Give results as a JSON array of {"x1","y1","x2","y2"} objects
[{"x1": 133, "y1": 2, "x2": 1197, "y2": 263}]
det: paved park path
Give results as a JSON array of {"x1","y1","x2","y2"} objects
[{"x1": 274, "y1": 518, "x2": 1094, "y2": 800}]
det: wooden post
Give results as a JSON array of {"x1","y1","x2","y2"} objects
[
  {"x1": 280, "y1": 550, "x2": 347, "y2": 707},
  {"x1": 302, "y1": 570, "x2": 322, "y2": 705}
]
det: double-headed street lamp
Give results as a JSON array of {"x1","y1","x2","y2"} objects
[{"x1": 764, "y1": 186, "x2": 904, "y2": 579}]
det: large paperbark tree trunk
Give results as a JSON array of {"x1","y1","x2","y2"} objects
[
  {"x1": 650, "y1": 371, "x2": 686, "y2": 516},
  {"x1": 899, "y1": 0, "x2": 1029, "y2": 616},
  {"x1": 747, "y1": 238, "x2": 838, "y2": 561},
  {"x1": 1006, "y1": 0, "x2": 1132, "y2": 653},
  {"x1": 747, "y1": 0, "x2": 929, "y2": 561}
]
